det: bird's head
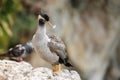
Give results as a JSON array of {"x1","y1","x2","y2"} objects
[{"x1": 38, "y1": 12, "x2": 56, "y2": 28}]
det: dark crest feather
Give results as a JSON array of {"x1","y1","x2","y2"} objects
[{"x1": 40, "y1": 12, "x2": 49, "y2": 21}]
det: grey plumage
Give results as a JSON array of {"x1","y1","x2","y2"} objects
[
  {"x1": 32, "y1": 12, "x2": 72, "y2": 67},
  {"x1": 32, "y1": 27, "x2": 59, "y2": 64},
  {"x1": 48, "y1": 35, "x2": 72, "y2": 67}
]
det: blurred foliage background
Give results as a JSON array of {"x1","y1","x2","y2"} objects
[
  {"x1": 0, "y1": 0, "x2": 120, "y2": 80},
  {"x1": 0, "y1": 0, "x2": 36, "y2": 53}
]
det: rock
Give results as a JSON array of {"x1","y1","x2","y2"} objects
[{"x1": 0, "y1": 60, "x2": 81, "y2": 80}]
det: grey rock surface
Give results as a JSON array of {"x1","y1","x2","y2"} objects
[{"x1": 0, "y1": 60, "x2": 81, "y2": 80}]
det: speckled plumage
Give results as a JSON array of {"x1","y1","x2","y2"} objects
[{"x1": 0, "y1": 42, "x2": 33, "y2": 61}]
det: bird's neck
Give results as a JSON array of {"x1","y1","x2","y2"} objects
[
  {"x1": 24, "y1": 44, "x2": 33, "y2": 54},
  {"x1": 36, "y1": 25, "x2": 47, "y2": 36}
]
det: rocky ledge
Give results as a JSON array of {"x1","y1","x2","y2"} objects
[{"x1": 0, "y1": 60, "x2": 81, "y2": 80}]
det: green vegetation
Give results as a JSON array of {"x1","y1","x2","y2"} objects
[{"x1": 0, "y1": 0, "x2": 36, "y2": 53}]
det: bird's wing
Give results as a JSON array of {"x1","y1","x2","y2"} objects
[
  {"x1": 8, "y1": 44, "x2": 25, "y2": 57},
  {"x1": 47, "y1": 35, "x2": 67, "y2": 60},
  {"x1": 48, "y1": 35, "x2": 72, "y2": 67}
]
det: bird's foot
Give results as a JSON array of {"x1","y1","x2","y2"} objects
[
  {"x1": 52, "y1": 64, "x2": 62, "y2": 76},
  {"x1": 11, "y1": 58, "x2": 24, "y2": 62},
  {"x1": 16, "y1": 58, "x2": 24, "y2": 62}
]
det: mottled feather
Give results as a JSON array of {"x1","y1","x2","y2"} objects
[
  {"x1": 0, "y1": 42, "x2": 33, "y2": 61},
  {"x1": 47, "y1": 35, "x2": 72, "y2": 67}
]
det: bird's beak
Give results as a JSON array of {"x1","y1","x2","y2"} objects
[{"x1": 47, "y1": 21, "x2": 56, "y2": 29}]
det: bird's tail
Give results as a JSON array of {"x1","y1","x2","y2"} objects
[
  {"x1": 64, "y1": 58, "x2": 73, "y2": 67},
  {"x1": 0, "y1": 53, "x2": 8, "y2": 57},
  {"x1": 65, "y1": 62, "x2": 73, "y2": 67}
]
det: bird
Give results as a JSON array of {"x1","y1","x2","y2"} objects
[
  {"x1": 0, "y1": 41, "x2": 33, "y2": 62},
  {"x1": 32, "y1": 12, "x2": 72, "y2": 73}
]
